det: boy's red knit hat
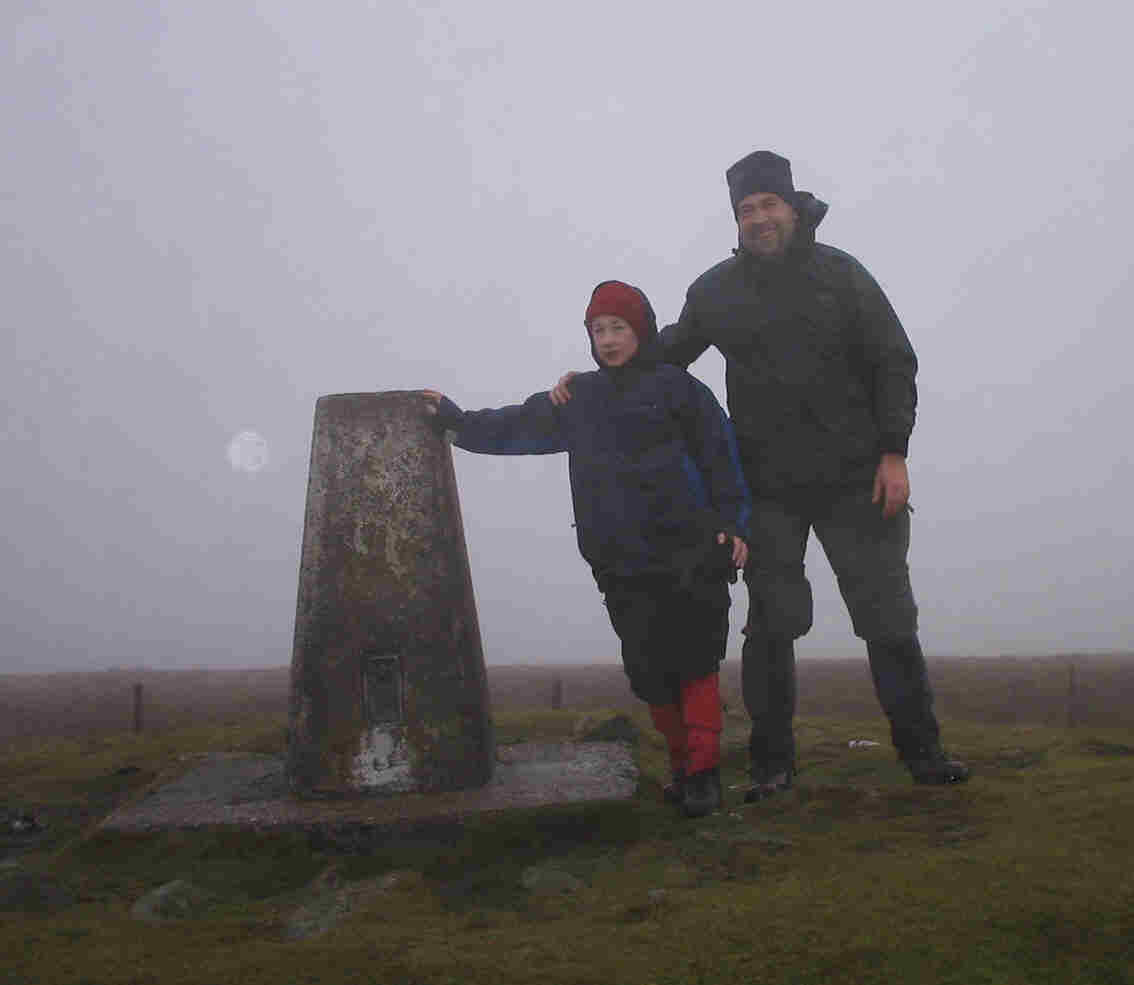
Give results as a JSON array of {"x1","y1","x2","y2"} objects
[{"x1": 584, "y1": 280, "x2": 652, "y2": 343}]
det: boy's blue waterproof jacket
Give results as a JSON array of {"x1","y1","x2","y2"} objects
[{"x1": 448, "y1": 359, "x2": 751, "y2": 586}]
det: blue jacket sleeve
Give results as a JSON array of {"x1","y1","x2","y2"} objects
[
  {"x1": 452, "y1": 391, "x2": 567, "y2": 456},
  {"x1": 673, "y1": 376, "x2": 752, "y2": 540}
]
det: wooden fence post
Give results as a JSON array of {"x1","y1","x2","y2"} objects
[
  {"x1": 1066, "y1": 659, "x2": 1078, "y2": 729},
  {"x1": 133, "y1": 683, "x2": 143, "y2": 734},
  {"x1": 551, "y1": 676, "x2": 563, "y2": 711}
]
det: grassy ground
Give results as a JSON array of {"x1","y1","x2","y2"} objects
[{"x1": 2, "y1": 708, "x2": 1133, "y2": 985}]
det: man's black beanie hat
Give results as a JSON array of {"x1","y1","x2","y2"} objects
[{"x1": 726, "y1": 150, "x2": 796, "y2": 213}]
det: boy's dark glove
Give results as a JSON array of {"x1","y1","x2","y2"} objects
[
  {"x1": 708, "y1": 518, "x2": 744, "y2": 585},
  {"x1": 675, "y1": 528, "x2": 739, "y2": 593},
  {"x1": 710, "y1": 533, "x2": 741, "y2": 585},
  {"x1": 432, "y1": 396, "x2": 465, "y2": 431}
]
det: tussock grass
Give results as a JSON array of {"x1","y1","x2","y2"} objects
[{"x1": 3, "y1": 708, "x2": 1134, "y2": 984}]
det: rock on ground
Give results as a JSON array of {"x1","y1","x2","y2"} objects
[
  {"x1": 130, "y1": 879, "x2": 215, "y2": 923},
  {"x1": 284, "y1": 867, "x2": 423, "y2": 941},
  {"x1": 520, "y1": 866, "x2": 583, "y2": 895},
  {"x1": 0, "y1": 867, "x2": 76, "y2": 912}
]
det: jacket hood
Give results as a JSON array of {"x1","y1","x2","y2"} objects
[
  {"x1": 793, "y1": 191, "x2": 829, "y2": 234},
  {"x1": 586, "y1": 282, "x2": 661, "y2": 369}
]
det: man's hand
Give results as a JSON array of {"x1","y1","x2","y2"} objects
[
  {"x1": 872, "y1": 453, "x2": 910, "y2": 519},
  {"x1": 717, "y1": 531, "x2": 748, "y2": 569},
  {"x1": 548, "y1": 371, "x2": 580, "y2": 407}
]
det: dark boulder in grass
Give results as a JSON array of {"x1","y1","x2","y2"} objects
[
  {"x1": 4, "y1": 808, "x2": 47, "y2": 835},
  {"x1": 0, "y1": 867, "x2": 76, "y2": 912}
]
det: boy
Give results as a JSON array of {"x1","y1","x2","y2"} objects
[{"x1": 423, "y1": 280, "x2": 750, "y2": 816}]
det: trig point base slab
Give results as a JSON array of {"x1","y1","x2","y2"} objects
[{"x1": 101, "y1": 743, "x2": 638, "y2": 837}]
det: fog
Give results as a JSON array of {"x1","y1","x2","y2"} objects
[{"x1": 3, "y1": 1, "x2": 1131, "y2": 672}]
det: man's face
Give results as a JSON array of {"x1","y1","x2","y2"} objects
[
  {"x1": 736, "y1": 192, "x2": 798, "y2": 259},
  {"x1": 589, "y1": 314, "x2": 639, "y2": 367}
]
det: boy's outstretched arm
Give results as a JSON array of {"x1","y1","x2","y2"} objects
[{"x1": 420, "y1": 389, "x2": 567, "y2": 455}]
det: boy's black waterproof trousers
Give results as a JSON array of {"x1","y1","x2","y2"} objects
[{"x1": 602, "y1": 575, "x2": 731, "y2": 706}]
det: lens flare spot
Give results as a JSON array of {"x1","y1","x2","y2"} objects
[{"x1": 226, "y1": 430, "x2": 269, "y2": 473}]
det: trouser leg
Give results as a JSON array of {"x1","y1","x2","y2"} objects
[
  {"x1": 605, "y1": 578, "x2": 729, "y2": 707},
  {"x1": 865, "y1": 635, "x2": 941, "y2": 762},
  {"x1": 741, "y1": 496, "x2": 810, "y2": 782},
  {"x1": 812, "y1": 484, "x2": 938, "y2": 762},
  {"x1": 681, "y1": 672, "x2": 722, "y2": 776},
  {"x1": 812, "y1": 483, "x2": 919, "y2": 644},
  {"x1": 649, "y1": 703, "x2": 687, "y2": 778},
  {"x1": 742, "y1": 629, "x2": 797, "y2": 781}
]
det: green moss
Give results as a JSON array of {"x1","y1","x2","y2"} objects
[{"x1": 5, "y1": 715, "x2": 1134, "y2": 984}]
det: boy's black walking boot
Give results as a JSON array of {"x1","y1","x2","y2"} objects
[
  {"x1": 663, "y1": 769, "x2": 685, "y2": 805},
  {"x1": 683, "y1": 767, "x2": 722, "y2": 817}
]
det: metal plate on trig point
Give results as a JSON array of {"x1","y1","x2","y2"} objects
[{"x1": 362, "y1": 654, "x2": 402, "y2": 725}]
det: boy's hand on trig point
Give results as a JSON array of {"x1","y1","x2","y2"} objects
[
  {"x1": 548, "y1": 371, "x2": 579, "y2": 406},
  {"x1": 420, "y1": 390, "x2": 464, "y2": 429},
  {"x1": 718, "y1": 532, "x2": 748, "y2": 568}
]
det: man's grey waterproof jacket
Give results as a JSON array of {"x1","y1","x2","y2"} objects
[{"x1": 660, "y1": 196, "x2": 918, "y2": 493}]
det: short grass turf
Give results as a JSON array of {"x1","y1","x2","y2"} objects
[{"x1": 2, "y1": 710, "x2": 1133, "y2": 985}]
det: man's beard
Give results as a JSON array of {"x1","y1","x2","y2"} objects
[{"x1": 743, "y1": 225, "x2": 791, "y2": 260}]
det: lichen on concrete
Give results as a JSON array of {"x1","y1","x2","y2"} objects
[{"x1": 286, "y1": 392, "x2": 494, "y2": 797}]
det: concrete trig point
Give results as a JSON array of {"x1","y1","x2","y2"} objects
[
  {"x1": 101, "y1": 392, "x2": 635, "y2": 834},
  {"x1": 286, "y1": 391, "x2": 495, "y2": 797}
]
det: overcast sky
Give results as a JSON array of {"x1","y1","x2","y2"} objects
[{"x1": 3, "y1": 0, "x2": 1132, "y2": 673}]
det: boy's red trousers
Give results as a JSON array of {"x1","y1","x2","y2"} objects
[{"x1": 649, "y1": 672, "x2": 722, "y2": 777}]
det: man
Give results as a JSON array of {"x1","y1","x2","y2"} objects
[{"x1": 553, "y1": 151, "x2": 968, "y2": 797}]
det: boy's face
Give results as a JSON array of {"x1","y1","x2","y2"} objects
[{"x1": 589, "y1": 314, "x2": 639, "y2": 367}]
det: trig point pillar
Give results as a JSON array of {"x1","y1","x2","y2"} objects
[{"x1": 286, "y1": 391, "x2": 494, "y2": 797}]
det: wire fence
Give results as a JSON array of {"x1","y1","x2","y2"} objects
[{"x1": 1, "y1": 655, "x2": 1132, "y2": 744}]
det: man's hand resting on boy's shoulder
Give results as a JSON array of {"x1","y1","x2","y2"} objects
[
  {"x1": 718, "y1": 532, "x2": 748, "y2": 569},
  {"x1": 420, "y1": 390, "x2": 465, "y2": 429},
  {"x1": 548, "y1": 372, "x2": 580, "y2": 406}
]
